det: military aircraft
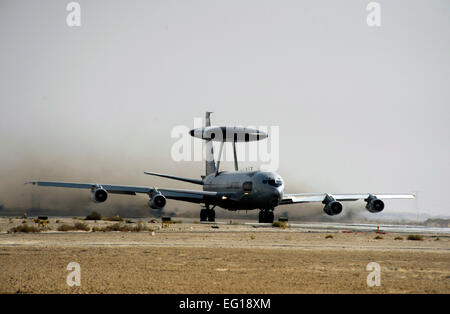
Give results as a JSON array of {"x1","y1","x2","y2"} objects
[{"x1": 29, "y1": 112, "x2": 414, "y2": 223}]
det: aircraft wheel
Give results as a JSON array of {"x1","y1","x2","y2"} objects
[
  {"x1": 266, "y1": 210, "x2": 274, "y2": 224},
  {"x1": 207, "y1": 209, "x2": 215, "y2": 222},
  {"x1": 259, "y1": 209, "x2": 274, "y2": 223},
  {"x1": 258, "y1": 210, "x2": 266, "y2": 223},
  {"x1": 200, "y1": 209, "x2": 208, "y2": 221}
]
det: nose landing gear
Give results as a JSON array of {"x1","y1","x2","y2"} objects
[{"x1": 258, "y1": 209, "x2": 274, "y2": 223}]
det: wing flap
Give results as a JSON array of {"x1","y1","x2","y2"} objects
[
  {"x1": 281, "y1": 193, "x2": 415, "y2": 205},
  {"x1": 280, "y1": 193, "x2": 326, "y2": 205},
  {"x1": 158, "y1": 188, "x2": 226, "y2": 204},
  {"x1": 28, "y1": 180, "x2": 237, "y2": 205},
  {"x1": 29, "y1": 181, "x2": 151, "y2": 194}
]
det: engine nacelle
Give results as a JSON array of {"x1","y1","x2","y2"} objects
[
  {"x1": 91, "y1": 188, "x2": 108, "y2": 203},
  {"x1": 322, "y1": 194, "x2": 343, "y2": 216},
  {"x1": 323, "y1": 201, "x2": 343, "y2": 216},
  {"x1": 365, "y1": 195, "x2": 384, "y2": 213},
  {"x1": 149, "y1": 193, "x2": 166, "y2": 209}
]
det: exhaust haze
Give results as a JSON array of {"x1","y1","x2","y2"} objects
[{"x1": 0, "y1": 0, "x2": 449, "y2": 220}]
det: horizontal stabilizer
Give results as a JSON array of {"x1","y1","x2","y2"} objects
[{"x1": 143, "y1": 172, "x2": 204, "y2": 185}]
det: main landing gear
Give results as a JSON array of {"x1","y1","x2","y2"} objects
[
  {"x1": 200, "y1": 205, "x2": 216, "y2": 222},
  {"x1": 259, "y1": 209, "x2": 274, "y2": 224}
]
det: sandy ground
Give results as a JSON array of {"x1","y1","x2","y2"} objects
[{"x1": 0, "y1": 217, "x2": 449, "y2": 293}]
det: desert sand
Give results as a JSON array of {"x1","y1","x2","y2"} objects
[{"x1": 0, "y1": 217, "x2": 448, "y2": 293}]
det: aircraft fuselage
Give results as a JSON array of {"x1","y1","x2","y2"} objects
[{"x1": 202, "y1": 171, "x2": 284, "y2": 210}]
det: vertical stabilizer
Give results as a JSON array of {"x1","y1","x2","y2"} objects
[{"x1": 205, "y1": 112, "x2": 216, "y2": 176}]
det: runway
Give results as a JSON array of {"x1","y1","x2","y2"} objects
[
  {"x1": 245, "y1": 221, "x2": 450, "y2": 234},
  {"x1": 0, "y1": 217, "x2": 449, "y2": 293},
  {"x1": 189, "y1": 219, "x2": 450, "y2": 235}
]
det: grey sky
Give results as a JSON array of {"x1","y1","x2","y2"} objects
[{"x1": 0, "y1": 0, "x2": 449, "y2": 217}]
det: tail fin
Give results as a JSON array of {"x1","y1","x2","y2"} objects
[{"x1": 205, "y1": 112, "x2": 216, "y2": 176}]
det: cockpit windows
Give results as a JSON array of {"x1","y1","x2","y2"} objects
[
  {"x1": 262, "y1": 178, "x2": 282, "y2": 187},
  {"x1": 269, "y1": 179, "x2": 282, "y2": 187}
]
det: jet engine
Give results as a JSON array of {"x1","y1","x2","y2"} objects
[
  {"x1": 91, "y1": 188, "x2": 108, "y2": 203},
  {"x1": 365, "y1": 195, "x2": 385, "y2": 213},
  {"x1": 149, "y1": 193, "x2": 166, "y2": 209},
  {"x1": 322, "y1": 194, "x2": 343, "y2": 216}
]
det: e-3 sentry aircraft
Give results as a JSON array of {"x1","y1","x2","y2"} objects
[{"x1": 29, "y1": 112, "x2": 414, "y2": 223}]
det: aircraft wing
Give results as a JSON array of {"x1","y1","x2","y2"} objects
[
  {"x1": 27, "y1": 181, "x2": 236, "y2": 204},
  {"x1": 280, "y1": 193, "x2": 415, "y2": 205}
]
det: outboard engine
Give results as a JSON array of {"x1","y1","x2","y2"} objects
[
  {"x1": 149, "y1": 192, "x2": 166, "y2": 209},
  {"x1": 365, "y1": 194, "x2": 385, "y2": 213},
  {"x1": 91, "y1": 188, "x2": 108, "y2": 203},
  {"x1": 322, "y1": 194, "x2": 343, "y2": 216}
]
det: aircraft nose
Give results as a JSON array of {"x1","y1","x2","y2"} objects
[{"x1": 270, "y1": 188, "x2": 281, "y2": 206}]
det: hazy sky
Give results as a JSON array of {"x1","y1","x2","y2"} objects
[{"x1": 0, "y1": 0, "x2": 449, "y2": 217}]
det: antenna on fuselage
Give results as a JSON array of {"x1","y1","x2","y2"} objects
[
  {"x1": 189, "y1": 112, "x2": 269, "y2": 175},
  {"x1": 215, "y1": 133, "x2": 238, "y2": 174},
  {"x1": 232, "y1": 140, "x2": 238, "y2": 171},
  {"x1": 216, "y1": 141, "x2": 225, "y2": 175}
]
